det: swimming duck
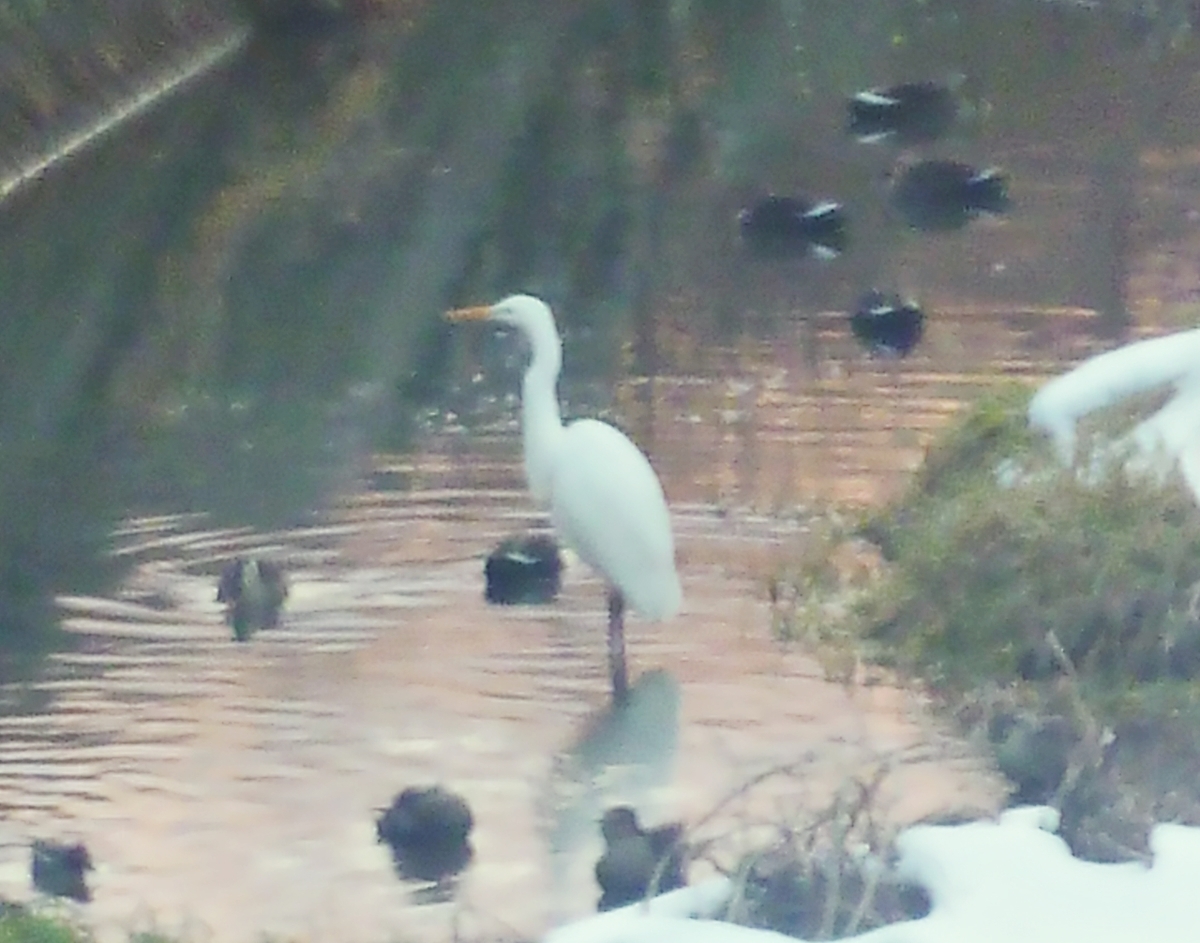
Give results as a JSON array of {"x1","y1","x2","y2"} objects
[
  {"x1": 850, "y1": 290, "x2": 925, "y2": 358},
  {"x1": 31, "y1": 840, "x2": 92, "y2": 903},
  {"x1": 484, "y1": 533, "x2": 563, "y2": 605},
  {"x1": 217, "y1": 556, "x2": 288, "y2": 642},
  {"x1": 595, "y1": 806, "x2": 686, "y2": 911},
  {"x1": 739, "y1": 196, "x2": 848, "y2": 260},
  {"x1": 376, "y1": 786, "x2": 474, "y2": 882},
  {"x1": 891, "y1": 159, "x2": 1010, "y2": 232},
  {"x1": 848, "y1": 81, "x2": 960, "y2": 144}
]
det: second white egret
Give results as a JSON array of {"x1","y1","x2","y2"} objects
[{"x1": 446, "y1": 294, "x2": 682, "y2": 702}]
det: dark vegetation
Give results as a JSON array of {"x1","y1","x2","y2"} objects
[
  {"x1": 0, "y1": 0, "x2": 237, "y2": 168},
  {"x1": 0, "y1": 907, "x2": 176, "y2": 943},
  {"x1": 2, "y1": 0, "x2": 1200, "y2": 938},
  {"x1": 778, "y1": 386, "x2": 1200, "y2": 864},
  {"x1": 722, "y1": 770, "x2": 932, "y2": 940}
]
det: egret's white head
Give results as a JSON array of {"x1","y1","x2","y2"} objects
[
  {"x1": 446, "y1": 293, "x2": 554, "y2": 331},
  {"x1": 445, "y1": 293, "x2": 567, "y2": 505},
  {"x1": 446, "y1": 294, "x2": 562, "y2": 369},
  {"x1": 487, "y1": 294, "x2": 554, "y2": 330}
]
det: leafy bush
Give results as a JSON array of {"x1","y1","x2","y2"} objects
[
  {"x1": 861, "y1": 386, "x2": 1200, "y2": 695},
  {"x1": 774, "y1": 385, "x2": 1200, "y2": 860},
  {"x1": 0, "y1": 908, "x2": 88, "y2": 943}
]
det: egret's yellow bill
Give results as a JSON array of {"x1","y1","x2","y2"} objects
[{"x1": 445, "y1": 305, "x2": 491, "y2": 321}]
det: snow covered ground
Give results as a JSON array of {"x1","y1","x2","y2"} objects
[{"x1": 545, "y1": 807, "x2": 1200, "y2": 943}]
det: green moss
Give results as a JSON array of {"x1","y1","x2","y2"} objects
[
  {"x1": 858, "y1": 386, "x2": 1200, "y2": 693},
  {"x1": 909, "y1": 383, "x2": 1041, "y2": 501},
  {"x1": 779, "y1": 385, "x2": 1200, "y2": 855},
  {"x1": 0, "y1": 913, "x2": 304, "y2": 943},
  {"x1": 0, "y1": 909, "x2": 89, "y2": 943}
]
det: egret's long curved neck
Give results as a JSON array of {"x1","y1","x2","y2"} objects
[{"x1": 521, "y1": 319, "x2": 565, "y2": 505}]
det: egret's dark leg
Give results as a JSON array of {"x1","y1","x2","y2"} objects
[{"x1": 607, "y1": 588, "x2": 629, "y2": 704}]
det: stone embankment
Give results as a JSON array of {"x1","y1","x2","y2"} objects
[{"x1": 0, "y1": 0, "x2": 385, "y2": 200}]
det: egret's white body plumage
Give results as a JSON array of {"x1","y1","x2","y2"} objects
[
  {"x1": 546, "y1": 418, "x2": 681, "y2": 620},
  {"x1": 447, "y1": 294, "x2": 681, "y2": 698},
  {"x1": 494, "y1": 294, "x2": 681, "y2": 621},
  {"x1": 1028, "y1": 328, "x2": 1200, "y2": 465},
  {"x1": 1027, "y1": 328, "x2": 1200, "y2": 506}
]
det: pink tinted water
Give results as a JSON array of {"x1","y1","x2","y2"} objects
[{"x1": 0, "y1": 307, "x2": 1130, "y2": 942}]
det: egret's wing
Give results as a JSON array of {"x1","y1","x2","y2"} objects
[
  {"x1": 1029, "y1": 328, "x2": 1200, "y2": 464},
  {"x1": 550, "y1": 419, "x2": 681, "y2": 620}
]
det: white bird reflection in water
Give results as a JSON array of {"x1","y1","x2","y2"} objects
[
  {"x1": 0, "y1": 295, "x2": 1039, "y2": 943},
  {"x1": 543, "y1": 670, "x2": 681, "y2": 921}
]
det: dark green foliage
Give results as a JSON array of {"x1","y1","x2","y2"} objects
[
  {"x1": 862, "y1": 388, "x2": 1200, "y2": 693},
  {"x1": 740, "y1": 852, "x2": 929, "y2": 940},
  {"x1": 239, "y1": 0, "x2": 356, "y2": 34},
  {"x1": 0, "y1": 909, "x2": 87, "y2": 943},
  {"x1": 726, "y1": 772, "x2": 931, "y2": 940},
  {"x1": 0, "y1": 911, "x2": 193, "y2": 943},
  {"x1": 851, "y1": 387, "x2": 1200, "y2": 858}
]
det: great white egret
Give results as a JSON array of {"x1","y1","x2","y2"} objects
[{"x1": 445, "y1": 294, "x2": 682, "y2": 702}]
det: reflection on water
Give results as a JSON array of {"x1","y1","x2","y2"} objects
[
  {"x1": 0, "y1": 302, "x2": 1123, "y2": 941},
  {"x1": 0, "y1": 296, "x2": 1169, "y2": 937},
  {"x1": 0, "y1": 417, "x2": 1001, "y2": 943},
  {"x1": 2, "y1": 0, "x2": 1200, "y2": 938}
]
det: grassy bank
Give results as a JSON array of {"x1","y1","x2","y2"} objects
[
  {"x1": 775, "y1": 384, "x2": 1200, "y2": 862},
  {"x1": 0, "y1": 907, "x2": 164, "y2": 943}
]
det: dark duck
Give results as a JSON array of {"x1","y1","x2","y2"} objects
[
  {"x1": 376, "y1": 786, "x2": 474, "y2": 882},
  {"x1": 31, "y1": 840, "x2": 92, "y2": 903},
  {"x1": 595, "y1": 806, "x2": 686, "y2": 911},
  {"x1": 739, "y1": 195, "x2": 848, "y2": 260},
  {"x1": 484, "y1": 533, "x2": 563, "y2": 605},
  {"x1": 848, "y1": 81, "x2": 959, "y2": 144},
  {"x1": 850, "y1": 291, "x2": 925, "y2": 358},
  {"x1": 891, "y1": 159, "x2": 1010, "y2": 232},
  {"x1": 217, "y1": 556, "x2": 289, "y2": 641}
]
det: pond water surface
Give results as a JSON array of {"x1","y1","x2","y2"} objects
[{"x1": 1, "y1": 0, "x2": 1200, "y2": 940}]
